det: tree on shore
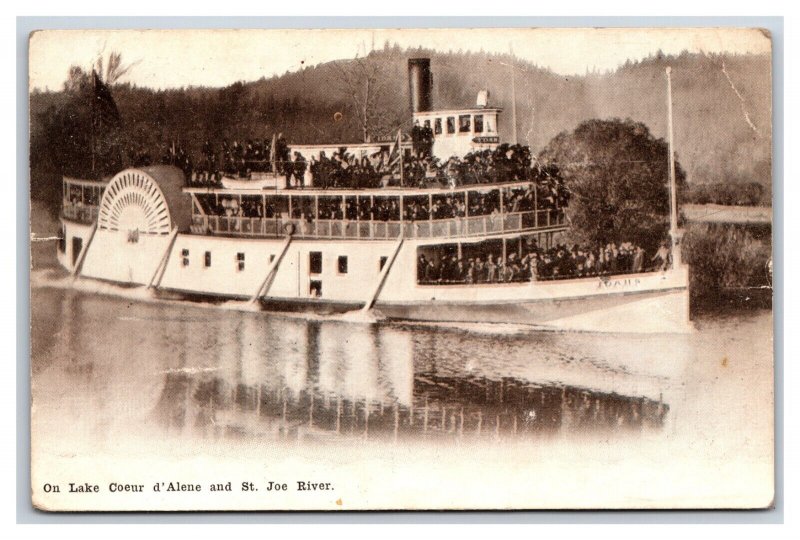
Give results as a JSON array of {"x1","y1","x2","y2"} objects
[
  {"x1": 333, "y1": 54, "x2": 392, "y2": 143},
  {"x1": 538, "y1": 118, "x2": 686, "y2": 253},
  {"x1": 31, "y1": 52, "x2": 135, "y2": 180}
]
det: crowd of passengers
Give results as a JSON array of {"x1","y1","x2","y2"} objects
[
  {"x1": 417, "y1": 241, "x2": 672, "y2": 284},
  {"x1": 302, "y1": 143, "x2": 567, "y2": 192},
  {"x1": 65, "y1": 186, "x2": 100, "y2": 207},
  {"x1": 162, "y1": 136, "x2": 298, "y2": 187},
  {"x1": 192, "y1": 141, "x2": 569, "y2": 223},
  {"x1": 166, "y1": 138, "x2": 568, "y2": 200},
  {"x1": 200, "y1": 181, "x2": 566, "y2": 224}
]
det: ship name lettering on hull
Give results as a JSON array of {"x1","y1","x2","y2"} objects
[{"x1": 597, "y1": 278, "x2": 642, "y2": 290}]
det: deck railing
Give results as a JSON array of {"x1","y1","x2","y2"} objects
[
  {"x1": 189, "y1": 209, "x2": 567, "y2": 240},
  {"x1": 62, "y1": 177, "x2": 106, "y2": 224},
  {"x1": 62, "y1": 203, "x2": 99, "y2": 224}
]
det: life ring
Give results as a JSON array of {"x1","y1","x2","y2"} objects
[{"x1": 284, "y1": 222, "x2": 295, "y2": 236}]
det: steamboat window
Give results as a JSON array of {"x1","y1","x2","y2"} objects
[
  {"x1": 71, "y1": 237, "x2": 82, "y2": 267},
  {"x1": 337, "y1": 255, "x2": 348, "y2": 274},
  {"x1": 237, "y1": 252, "x2": 245, "y2": 271},
  {"x1": 269, "y1": 254, "x2": 275, "y2": 263},
  {"x1": 310, "y1": 280, "x2": 322, "y2": 298},
  {"x1": 204, "y1": 251, "x2": 211, "y2": 268},
  {"x1": 434, "y1": 118, "x2": 442, "y2": 135},
  {"x1": 474, "y1": 114, "x2": 484, "y2": 133},
  {"x1": 446, "y1": 116, "x2": 455, "y2": 134},
  {"x1": 181, "y1": 248, "x2": 190, "y2": 267},
  {"x1": 379, "y1": 256, "x2": 388, "y2": 271},
  {"x1": 459, "y1": 115, "x2": 471, "y2": 133},
  {"x1": 309, "y1": 251, "x2": 322, "y2": 274}
]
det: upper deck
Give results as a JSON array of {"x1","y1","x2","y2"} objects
[
  {"x1": 184, "y1": 180, "x2": 567, "y2": 241},
  {"x1": 60, "y1": 175, "x2": 568, "y2": 242}
]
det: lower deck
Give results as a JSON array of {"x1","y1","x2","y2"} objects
[{"x1": 58, "y1": 219, "x2": 691, "y2": 333}]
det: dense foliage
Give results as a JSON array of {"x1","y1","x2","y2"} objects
[
  {"x1": 682, "y1": 223, "x2": 772, "y2": 303},
  {"x1": 538, "y1": 118, "x2": 686, "y2": 254}
]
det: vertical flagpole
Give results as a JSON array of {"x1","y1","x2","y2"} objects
[
  {"x1": 666, "y1": 66, "x2": 681, "y2": 267},
  {"x1": 91, "y1": 72, "x2": 96, "y2": 174},
  {"x1": 509, "y1": 44, "x2": 518, "y2": 146},
  {"x1": 398, "y1": 128, "x2": 404, "y2": 187}
]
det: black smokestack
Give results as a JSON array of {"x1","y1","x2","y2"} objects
[{"x1": 408, "y1": 58, "x2": 432, "y2": 113}]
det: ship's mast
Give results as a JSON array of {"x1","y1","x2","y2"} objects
[
  {"x1": 91, "y1": 71, "x2": 96, "y2": 174},
  {"x1": 665, "y1": 66, "x2": 681, "y2": 266},
  {"x1": 398, "y1": 127, "x2": 404, "y2": 187}
]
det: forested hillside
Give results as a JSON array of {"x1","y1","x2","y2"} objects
[{"x1": 30, "y1": 44, "x2": 771, "y2": 209}]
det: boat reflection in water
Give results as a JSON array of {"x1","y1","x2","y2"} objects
[{"x1": 150, "y1": 313, "x2": 671, "y2": 443}]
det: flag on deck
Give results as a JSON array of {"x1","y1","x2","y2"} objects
[
  {"x1": 269, "y1": 133, "x2": 277, "y2": 173},
  {"x1": 92, "y1": 70, "x2": 121, "y2": 130},
  {"x1": 387, "y1": 128, "x2": 402, "y2": 172}
]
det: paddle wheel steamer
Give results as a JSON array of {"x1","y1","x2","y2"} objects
[{"x1": 56, "y1": 59, "x2": 690, "y2": 333}]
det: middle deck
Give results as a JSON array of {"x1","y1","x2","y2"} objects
[{"x1": 184, "y1": 181, "x2": 568, "y2": 242}]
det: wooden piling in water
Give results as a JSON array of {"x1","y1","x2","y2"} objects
[
  {"x1": 336, "y1": 396, "x2": 341, "y2": 434},
  {"x1": 309, "y1": 393, "x2": 314, "y2": 427},
  {"x1": 282, "y1": 398, "x2": 287, "y2": 438},
  {"x1": 393, "y1": 403, "x2": 399, "y2": 442}
]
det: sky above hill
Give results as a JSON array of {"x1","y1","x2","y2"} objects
[{"x1": 29, "y1": 27, "x2": 771, "y2": 91}]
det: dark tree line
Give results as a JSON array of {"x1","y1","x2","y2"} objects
[
  {"x1": 30, "y1": 46, "x2": 770, "y2": 225},
  {"x1": 684, "y1": 181, "x2": 770, "y2": 207}
]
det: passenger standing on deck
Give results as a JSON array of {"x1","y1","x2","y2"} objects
[
  {"x1": 530, "y1": 253, "x2": 539, "y2": 281},
  {"x1": 293, "y1": 152, "x2": 307, "y2": 188},
  {"x1": 465, "y1": 260, "x2": 475, "y2": 284},
  {"x1": 608, "y1": 244, "x2": 619, "y2": 274},
  {"x1": 417, "y1": 254, "x2": 428, "y2": 282},
  {"x1": 632, "y1": 246, "x2": 645, "y2": 273},
  {"x1": 425, "y1": 259, "x2": 439, "y2": 283},
  {"x1": 411, "y1": 120, "x2": 423, "y2": 158},
  {"x1": 474, "y1": 257, "x2": 486, "y2": 282},
  {"x1": 486, "y1": 255, "x2": 497, "y2": 283},
  {"x1": 652, "y1": 243, "x2": 671, "y2": 271}
]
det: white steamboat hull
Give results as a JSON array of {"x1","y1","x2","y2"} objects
[
  {"x1": 58, "y1": 219, "x2": 691, "y2": 334},
  {"x1": 375, "y1": 284, "x2": 689, "y2": 334}
]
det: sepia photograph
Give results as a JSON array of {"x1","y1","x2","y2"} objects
[{"x1": 27, "y1": 26, "x2": 774, "y2": 511}]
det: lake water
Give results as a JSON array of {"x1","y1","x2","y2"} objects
[{"x1": 29, "y1": 247, "x2": 774, "y2": 510}]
